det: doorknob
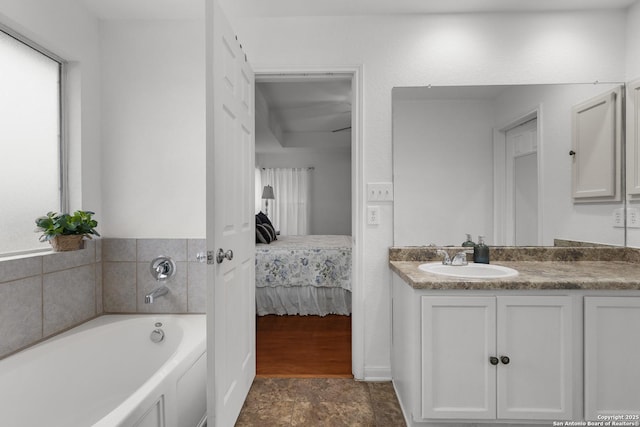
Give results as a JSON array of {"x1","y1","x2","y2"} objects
[{"x1": 216, "y1": 248, "x2": 234, "y2": 264}]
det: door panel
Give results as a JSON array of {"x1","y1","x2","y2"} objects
[{"x1": 206, "y1": 1, "x2": 255, "y2": 426}]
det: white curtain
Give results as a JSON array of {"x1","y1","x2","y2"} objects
[
  {"x1": 255, "y1": 168, "x2": 262, "y2": 214},
  {"x1": 260, "y1": 168, "x2": 311, "y2": 235}
]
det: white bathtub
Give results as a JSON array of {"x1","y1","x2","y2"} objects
[{"x1": 0, "y1": 314, "x2": 207, "y2": 427}]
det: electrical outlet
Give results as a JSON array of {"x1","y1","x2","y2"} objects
[
  {"x1": 367, "y1": 206, "x2": 380, "y2": 225},
  {"x1": 629, "y1": 208, "x2": 640, "y2": 228},
  {"x1": 613, "y1": 208, "x2": 624, "y2": 228},
  {"x1": 367, "y1": 182, "x2": 394, "y2": 201}
]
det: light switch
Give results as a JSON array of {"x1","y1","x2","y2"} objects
[{"x1": 367, "y1": 182, "x2": 394, "y2": 201}]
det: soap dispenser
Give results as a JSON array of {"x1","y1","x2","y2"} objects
[
  {"x1": 461, "y1": 234, "x2": 476, "y2": 248},
  {"x1": 473, "y1": 235, "x2": 490, "y2": 264}
]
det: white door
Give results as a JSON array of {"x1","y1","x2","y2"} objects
[
  {"x1": 205, "y1": 1, "x2": 256, "y2": 426},
  {"x1": 505, "y1": 120, "x2": 538, "y2": 246},
  {"x1": 584, "y1": 297, "x2": 640, "y2": 420},
  {"x1": 496, "y1": 296, "x2": 573, "y2": 420},
  {"x1": 421, "y1": 296, "x2": 497, "y2": 419}
]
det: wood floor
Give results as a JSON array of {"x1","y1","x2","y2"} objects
[{"x1": 256, "y1": 314, "x2": 352, "y2": 378}]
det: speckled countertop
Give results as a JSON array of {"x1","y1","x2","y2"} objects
[{"x1": 389, "y1": 246, "x2": 640, "y2": 290}]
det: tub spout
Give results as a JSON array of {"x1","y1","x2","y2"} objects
[{"x1": 145, "y1": 285, "x2": 169, "y2": 304}]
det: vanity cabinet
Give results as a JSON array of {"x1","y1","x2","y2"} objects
[
  {"x1": 421, "y1": 296, "x2": 573, "y2": 421},
  {"x1": 584, "y1": 297, "x2": 640, "y2": 420}
]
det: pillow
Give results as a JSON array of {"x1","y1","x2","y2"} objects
[
  {"x1": 256, "y1": 211, "x2": 276, "y2": 240},
  {"x1": 256, "y1": 224, "x2": 274, "y2": 244}
]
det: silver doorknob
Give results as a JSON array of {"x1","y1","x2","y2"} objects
[{"x1": 216, "y1": 248, "x2": 234, "y2": 264}]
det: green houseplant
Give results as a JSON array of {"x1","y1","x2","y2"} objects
[{"x1": 35, "y1": 210, "x2": 100, "y2": 251}]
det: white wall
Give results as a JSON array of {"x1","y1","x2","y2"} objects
[
  {"x1": 230, "y1": 10, "x2": 627, "y2": 378},
  {"x1": 100, "y1": 20, "x2": 205, "y2": 237},
  {"x1": 0, "y1": 0, "x2": 102, "y2": 218},
  {"x1": 393, "y1": 98, "x2": 495, "y2": 246},
  {"x1": 257, "y1": 149, "x2": 352, "y2": 235}
]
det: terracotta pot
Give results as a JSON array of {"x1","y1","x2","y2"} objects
[{"x1": 50, "y1": 235, "x2": 84, "y2": 252}]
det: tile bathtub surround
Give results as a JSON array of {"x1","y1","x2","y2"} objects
[
  {"x1": 102, "y1": 238, "x2": 206, "y2": 314},
  {"x1": 235, "y1": 378, "x2": 406, "y2": 427},
  {"x1": 0, "y1": 240, "x2": 101, "y2": 359}
]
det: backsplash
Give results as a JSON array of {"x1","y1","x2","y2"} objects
[{"x1": 0, "y1": 238, "x2": 206, "y2": 360}]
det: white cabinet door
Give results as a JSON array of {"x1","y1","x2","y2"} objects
[
  {"x1": 496, "y1": 296, "x2": 573, "y2": 420},
  {"x1": 571, "y1": 88, "x2": 621, "y2": 202},
  {"x1": 421, "y1": 296, "x2": 497, "y2": 419},
  {"x1": 585, "y1": 297, "x2": 640, "y2": 420}
]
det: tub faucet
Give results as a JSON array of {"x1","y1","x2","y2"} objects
[{"x1": 145, "y1": 285, "x2": 169, "y2": 304}]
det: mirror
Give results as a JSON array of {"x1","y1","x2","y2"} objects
[{"x1": 392, "y1": 83, "x2": 625, "y2": 247}]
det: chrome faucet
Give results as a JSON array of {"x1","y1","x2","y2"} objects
[
  {"x1": 436, "y1": 249, "x2": 451, "y2": 265},
  {"x1": 451, "y1": 250, "x2": 472, "y2": 266},
  {"x1": 436, "y1": 249, "x2": 472, "y2": 266},
  {"x1": 155, "y1": 260, "x2": 171, "y2": 281},
  {"x1": 145, "y1": 285, "x2": 169, "y2": 304}
]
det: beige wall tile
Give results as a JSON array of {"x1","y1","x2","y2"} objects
[
  {"x1": 0, "y1": 256, "x2": 42, "y2": 284},
  {"x1": 102, "y1": 238, "x2": 136, "y2": 262},
  {"x1": 188, "y1": 262, "x2": 206, "y2": 313},
  {"x1": 43, "y1": 243, "x2": 96, "y2": 273},
  {"x1": 0, "y1": 276, "x2": 42, "y2": 358},
  {"x1": 43, "y1": 265, "x2": 96, "y2": 336},
  {"x1": 137, "y1": 239, "x2": 187, "y2": 262},
  {"x1": 103, "y1": 262, "x2": 137, "y2": 312}
]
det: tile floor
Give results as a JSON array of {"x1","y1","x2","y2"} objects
[{"x1": 235, "y1": 378, "x2": 406, "y2": 426}]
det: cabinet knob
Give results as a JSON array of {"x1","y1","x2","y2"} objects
[
  {"x1": 489, "y1": 356, "x2": 499, "y2": 366},
  {"x1": 500, "y1": 356, "x2": 510, "y2": 365},
  {"x1": 569, "y1": 150, "x2": 576, "y2": 156}
]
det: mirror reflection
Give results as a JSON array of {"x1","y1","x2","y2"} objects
[{"x1": 392, "y1": 83, "x2": 625, "y2": 247}]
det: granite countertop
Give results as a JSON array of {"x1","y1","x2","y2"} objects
[
  {"x1": 390, "y1": 260, "x2": 640, "y2": 290},
  {"x1": 389, "y1": 245, "x2": 640, "y2": 290}
]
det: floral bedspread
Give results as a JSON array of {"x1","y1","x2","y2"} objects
[{"x1": 255, "y1": 235, "x2": 352, "y2": 291}]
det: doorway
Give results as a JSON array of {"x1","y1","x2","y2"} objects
[
  {"x1": 506, "y1": 119, "x2": 539, "y2": 246},
  {"x1": 253, "y1": 69, "x2": 362, "y2": 377}
]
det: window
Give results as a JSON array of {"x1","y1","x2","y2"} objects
[{"x1": 0, "y1": 27, "x2": 65, "y2": 255}]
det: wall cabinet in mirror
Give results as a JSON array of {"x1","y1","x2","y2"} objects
[{"x1": 571, "y1": 87, "x2": 622, "y2": 202}]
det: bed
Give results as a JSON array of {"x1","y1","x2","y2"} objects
[{"x1": 255, "y1": 235, "x2": 352, "y2": 316}]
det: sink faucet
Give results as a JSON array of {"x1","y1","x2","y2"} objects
[
  {"x1": 451, "y1": 250, "x2": 472, "y2": 266},
  {"x1": 145, "y1": 285, "x2": 169, "y2": 304},
  {"x1": 436, "y1": 249, "x2": 451, "y2": 265},
  {"x1": 436, "y1": 249, "x2": 472, "y2": 266}
]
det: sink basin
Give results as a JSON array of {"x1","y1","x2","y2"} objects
[{"x1": 418, "y1": 262, "x2": 518, "y2": 279}]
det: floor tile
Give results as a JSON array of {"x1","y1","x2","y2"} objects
[{"x1": 235, "y1": 378, "x2": 406, "y2": 427}]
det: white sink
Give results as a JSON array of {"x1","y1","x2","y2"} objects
[{"x1": 418, "y1": 262, "x2": 518, "y2": 279}]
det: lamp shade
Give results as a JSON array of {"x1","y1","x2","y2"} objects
[{"x1": 261, "y1": 185, "x2": 275, "y2": 200}]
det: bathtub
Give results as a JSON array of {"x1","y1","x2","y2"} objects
[{"x1": 0, "y1": 314, "x2": 207, "y2": 427}]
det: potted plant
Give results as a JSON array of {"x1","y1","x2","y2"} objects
[{"x1": 35, "y1": 210, "x2": 100, "y2": 251}]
